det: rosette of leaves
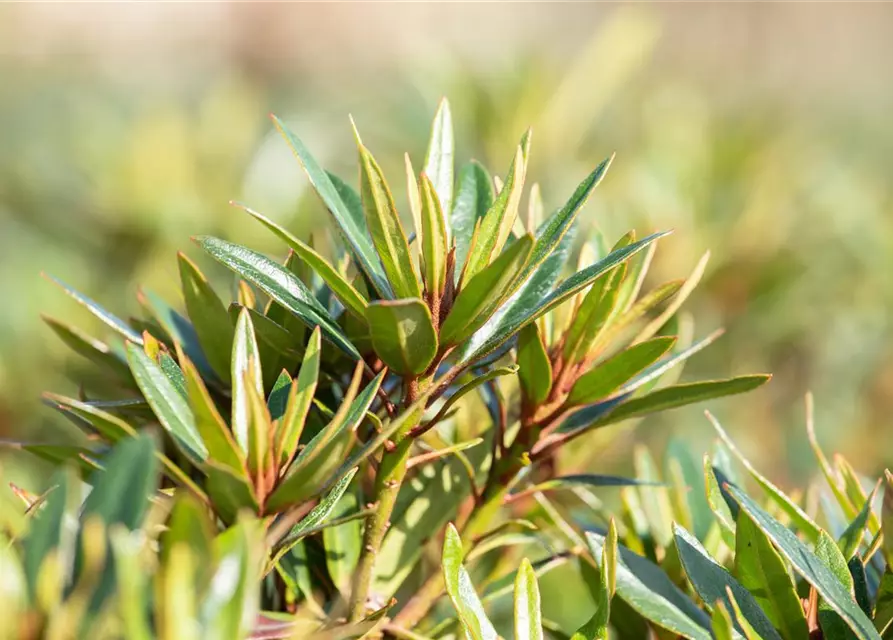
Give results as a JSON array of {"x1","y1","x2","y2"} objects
[{"x1": 20, "y1": 98, "x2": 770, "y2": 632}]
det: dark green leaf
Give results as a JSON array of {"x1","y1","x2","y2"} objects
[
  {"x1": 451, "y1": 161, "x2": 494, "y2": 284},
  {"x1": 734, "y1": 511, "x2": 808, "y2": 639},
  {"x1": 125, "y1": 343, "x2": 206, "y2": 463},
  {"x1": 516, "y1": 323, "x2": 552, "y2": 407},
  {"x1": 276, "y1": 327, "x2": 321, "y2": 467},
  {"x1": 178, "y1": 253, "x2": 234, "y2": 382},
  {"x1": 271, "y1": 115, "x2": 391, "y2": 297},
  {"x1": 44, "y1": 274, "x2": 142, "y2": 344},
  {"x1": 568, "y1": 337, "x2": 676, "y2": 405},
  {"x1": 43, "y1": 316, "x2": 132, "y2": 381},
  {"x1": 196, "y1": 236, "x2": 360, "y2": 360},
  {"x1": 366, "y1": 298, "x2": 438, "y2": 376},
  {"x1": 673, "y1": 524, "x2": 782, "y2": 640},
  {"x1": 727, "y1": 486, "x2": 880, "y2": 640}
]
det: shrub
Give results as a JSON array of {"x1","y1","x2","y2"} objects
[{"x1": 1, "y1": 100, "x2": 796, "y2": 638}]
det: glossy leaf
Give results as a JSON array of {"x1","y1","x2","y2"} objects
[
  {"x1": 44, "y1": 274, "x2": 142, "y2": 344},
  {"x1": 274, "y1": 469, "x2": 359, "y2": 551},
  {"x1": 419, "y1": 173, "x2": 449, "y2": 299},
  {"x1": 514, "y1": 558, "x2": 544, "y2": 640},
  {"x1": 424, "y1": 98, "x2": 454, "y2": 216},
  {"x1": 276, "y1": 327, "x2": 321, "y2": 467},
  {"x1": 231, "y1": 308, "x2": 263, "y2": 454},
  {"x1": 673, "y1": 523, "x2": 782, "y2": 640},
  {"x1": 271, "y1": 115, "x2": 391, "y2": 297},
  {"x1": 125, "y1": 343, "x2": 206, "y2": 463},
  {"x1": 451, "y1": 161, "x2": 494, "y2": 283},
  {"x1": 727, "y1": 485, "x2": 880, "y2": 640},
  {"x1": 839, "y1": 483, "x2": 879, "y2": 561},
  {"x1": 442, "y1": 523, "x2": 498, "y2": 640},
  {"x1": 567, "y1": 336, "x2": 676, "y2": 405},
  {"x1": 734, "y1": 510, "x2": 808, "y2": 639},
  {"x1": 561, "y1": 264, "x2": 625, "y2": 366},
  {"x1": 587, "y1": 531, "x2": 711, "y2": 639},
  {"x1": 236, "y1": 202, "x2": 368, "y2": 320},
  {"x1": 440, "y1": 234, "x2": 535, "y2": 347},
  {"x1": 366, "y1": 298, "x2": 438, "y2": 376},
  {"x1": 516, "y1": 322, "x2": 552, "y2": 407},
  {"x1": 355, "y1": 134, "x2": 421, "y2": 299},
  {"x1": 196, "y1": 236, "x2": 360, "y2": 360},
  {"x1": 177, "y1": 252, "x2": 234, "y2": 382}
]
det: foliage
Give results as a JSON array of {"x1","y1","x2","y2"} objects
[{"x1": 0, "y1": 100, "x2": 787, "y2": 637}]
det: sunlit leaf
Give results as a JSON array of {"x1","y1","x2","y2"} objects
[
  {"x1": 442, "y1": 523, "x2": 498, "y2": 640},
  {"x1": 514, "y1": 558, "x2": 543, "y2": 640},
  {"x1": 424, "y1": 98, "x2": 454, "y2": 217},
  {"x1": 516, "y1": 323, "x2": 552, "y2": 407},
  {"x1": 366, "y1": 298, "x2": 438, "y2": 376}
]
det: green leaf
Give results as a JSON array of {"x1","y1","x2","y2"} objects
[
  {"x1": 442, "y1": 523, "x2": 498, "y2": 640},
  {"x1": 125, "y1": 343, "x2": 206, "y2": 463},
  {"x1": 178, "y1": 252, "x2": 235, "y2": 383},
  {"x1": 574, "y1": 519, "x2": 616, "y2": 640},
  {"x1": 461, "y1": 231, "x2": 669, "y2": 364},
  {"x1": 593, "y1": 376, "x2": 771, "y2": 428},
  {"x1": 235, "y1": 202, "x2": 368, "y2": 320},
  {"x1": 562, "y1": 264, "x2": 625, "y2": 366},
  {"x1": 355, "y1": 133, "x2": 421, "y2": 299},
  {"x1": 266, "y1": 369, "x2": 384, "y2": 511},
  {"x1": 276, "y1": 327, "x2": 321, "y2": 467},
  {"x1": 727, "y1": 485, "x2": 881, "y2": 640},
  {"x1": 568, "y1": 336, "x2": 676, "y2": 405},
  {"x1": 271, "y1": 115, "x2": 391, "y2": 297},
  {"x1": 710, "y1": 603, "x2": 736, "y2": 640},
  {"x1": 424, "y1": 98, "x2": 454, "y2": 216},
  {"x1": 523, "y1": 156, "x2": 613, "y2": 283},
  {"x1": 78, "y1": 434, "x2": 158, "y2": 612},
  {"x1": 839, "y1": 483, "x2": 879, "y2": 561},
  {"x1": 196, "y1": 236, "x2": 360, "y2": 360},
  {"x1": 231, "y1": 308, "x2": 264, "y2": 455},
  {"x1": 634, "y1": 251, "x2": 710, "y2": 344},
  {"x1": 44, "y1": 392, "x2": 135, "y2": 443},
  {"x1": 419, "y1": 173, "x2": 449, "y2": 299},
  {"x1": 514, "y1": 558, "x2": 544, "y2": 640},
  {"x1": 873, "y1": 568, "x2": 893, "y2": 634},
  {"x1": 139, "y1": 289, "x2": 213, "y2": 378},
  {"x1": 44, "y1": 274, "x2": 142, "y2": 344},
  {"x1": 274, "y1": 468, "x2": 359, "y2": 551},
  {"x1": 451, "y1": 161, "x2": 494, "y2": 283},
  {"x1": 366, "y1": 299, "x2": 438, "y2": 376},
  {"x1": 510, "y1": 474, "x2": 656, "y2": 502},
  {"x1": 43, "y1": 316, "x2": 132, "y2": 382},
  {"x1": 440, "y1": 234, "x2": 535, "y2": 347},
  {"x1": 462, "y1": 134, "x2": 530, "y2": 284},
  {"x1": 734, "y1": 510, "x2": 808, "y2": 640},
  {"x1": 673, "y1": 523, "x2": 782, "y2": 640},
  {"x1": 710, "y1": 413, "x2": 820, "y2": 544},
  {"x1": 23, "y1": 469, "x2": 71, "y2": 601},
  {"x1": 323, "y1": 481, "x2": 362, "y2": 596},
  {"x1": 586, "y1": 531, "x2": 711, "y2": 640},
  {"x1": 205, "y1": 461, "x2": 259, "y2": 524},
  {"x1": 516, "y1": 323, "x2": 552, "y2": 407}
]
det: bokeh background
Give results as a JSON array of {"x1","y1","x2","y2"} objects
[{"x1": 2, "y1": 0, "x2": 892, "y2": 585}]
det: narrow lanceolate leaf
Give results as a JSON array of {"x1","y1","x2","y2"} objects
[
  {"x1": 574, "y1": 519, "x2": 616, "y2": 640},
  {"x1": 462, "y1": 136, "x2": 530, "y2": 284},
  {"x1": 463, "y1": 231, "x2": 670, "y2": 364},
  {"x1": 44, "y1": 274, "x2": 143, "y2": 343},
  {"x1": 355, "y1": 136, "x2": 421, "y2": 299},
  {"x1": 673, "y1": 524, "x2": 782, "y2": 640},
  {"x1": 562, "y1": 264, "x2": 625, "y2": 366},
  {"x1": 424, "y1": 97, "x2": 454, "y2": 217},
  {"x1": 567, "y1": 336, "x2": 676, "y2": 406},
  {"x1": 442, "y1": 524, "x2": 498, "y2": 640},
  {"x1": 235, "y1": 202, "x2": 368, "y2": 320},
  {"x1": 598, "y1": 376, "x2": 771, "y2": 428},
  {"x1": 23, "y1": 469, "x2": 71, "y2": 600},
  {"x1": 514, "y1": 558, "x2": 544, "y2": 640},
  {"x1": 709, "y1": 413, "x2": 820, "y2": 544},
  {"x1": 586, "y1": 531, "x2": 711, "y2": 640},
  {"x1": 451, "y1": 161, "x2": 494, "y2": 284},
  {"x1": 839, "y1": 482, "x2": 880, "y2": 561},
  {"x1": 591, "y1": 280, "x2": 684, "y2": 355},
  {"x1": 366, "y1": 298, "x2": 437, "y2": 376},
  {"x1": 634, "y1": 251, "x2": 710, "y2": 344},
  {"x1": 711, "y1": 603, "x2": 736, "y2": 640},
  {"x1": 419, "y1": 173, "x2": 449, "y2": 299},
  {"x1": 524, "y1": 155, "x2": 613, "y2": 281},
  {"x1": 727, "y1": 486, "x2": 881, "y2": 640},
  {"x1": 125, "y1": 343, "x2": 206, "y2": 462},
  {"x1": 516, "y1": 323, "x2": 552, "y2": 407},
  {"x1": 196, "y1": 236, "x2": 360, "y2": 360},
  {"x1": 231, "y1": 309, "x2": 264, "y2": 454},
  {"x1": 179, "y1": 354, "x2": 245, "y2": 473},
  {"x1": 178, "y1": 253, "x2": 234, "y2": 382},
  {"x1": 266, "y1": 369, "x2": 384, "y2": 511},
  {"x1": 271, "y1": 115, "x2": 391, "y2": 297},
  {"x1": 440, "y1": 234, "x2": 535, "y2": 347},
  {"x1": 735, "y1": 511, "x2": 808, "y2": 640},
  {"x1": 43, "y1": 316, "x2": 132, "y2": 380},
  {"x1": 276, "y1": 327, "x2": 321, "y2": 467}
]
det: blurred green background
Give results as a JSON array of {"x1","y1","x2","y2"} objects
[{"x1": 2, "y1": 3, "x2": 893, "y2": 501}]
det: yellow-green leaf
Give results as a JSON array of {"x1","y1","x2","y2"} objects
[
  {"x1": 514, "y1": 558, "x2": 543, "y2": 640},
  {"x1": 276, "y1": 327, "x2": 321, "y2": 467},
  {"x1": 424, "y1": 98, "x2": 454, "y2": 217},
  {"x1": 231, "y1": 308, "x2": 264, "y2": 454},
  {"x1": 516, "y1": 323, "x2": 552, "y2": 407},
  {"x1": 366, "y1": 299, "x2": 438, "y2": 376},
  {"x1": 419, "y1": 173, "x2": 449, "y2": 299}
]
